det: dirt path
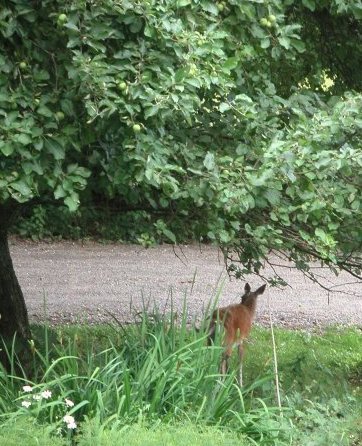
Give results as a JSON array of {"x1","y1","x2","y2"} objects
[{"x1": 10, "y1": 238, "x2": 362, "y2": 329}]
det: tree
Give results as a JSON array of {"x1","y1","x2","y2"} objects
[{"x1": 1, "y1": 0, "x2": 361, "y2": 366}]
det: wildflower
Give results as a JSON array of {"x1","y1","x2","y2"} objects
[
  {"x1": 67, "y1": 420, "x2": 77, "y2": 430},
  {"x1": 63, "y1": 415, "x2": 77, "y2": 429},
  {"x1": 41, "y1": 390, "x2": 52, "y2": 399},
  {"x1": 65, "y1": 398, "x2": 74, "y2": 408},
  {"x1": 21, "y1": 400, "x2": 32, "y2": 408},
  {"x1": 22, "y1": 385, "x2": 33, "y2": 393},
  {"x1": 63, "y1": 415, "x2": 74, "y2": 424}
]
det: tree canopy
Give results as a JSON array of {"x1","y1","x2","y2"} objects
[{"x1": 1, "y1": 0, "x2": 361, "y2": 285}]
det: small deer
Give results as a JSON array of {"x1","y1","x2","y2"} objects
[{"x1": 208, "y1": 282, "x2": 266, "y2": 386}]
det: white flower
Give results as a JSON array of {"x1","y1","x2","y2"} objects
[
  {"x1": 63, "y1": 415, "x2": 77, "y2": 429},
  {"x1": 21, "y1": 400, "x2": 32, "y2": 408},
  {"x1": 65, "y1": 398, "x2": 74, "y2": 407},
  {"x1": 22, "y1": 385, "x2": 33, "y2": 393},
  {"x1": 67, "y1": 420, "x2": 77, "y2": 430},
  {"x1": 63, "y1": 415, "x2": 75, "y2": 424},
  {"x1": 41, "y1": 390, "x2": 52, "y2": 399}
]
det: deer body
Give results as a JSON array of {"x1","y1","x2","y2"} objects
[{"x1": 208, "y1": 283, "x2": 266, "y2": 386}]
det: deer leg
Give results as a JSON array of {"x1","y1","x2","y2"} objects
[
  {"x1": 238, "y1": 342, "x2": 244, "y2": 387},
  {"x1": 220, "y1": 352, "x2": 230, "y2": 375},
  {"x1": 220, "y1": 341, "x2": 233, "y2": 376}
]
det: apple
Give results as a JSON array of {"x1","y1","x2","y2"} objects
[
  {"x1": 57, "y1": 13, "x2": 68, "y2": 24},
  {"x1": 132, "y1": 124, "x2": 141, "y2": 133},
  {"x1": 55, "y1": 111, "x2": 65, "y2": 121},
  {"x1": 117, "y1": 81, "x2": 127, "y2": 91},
  {"x1": 268, "y1": 14, "x2": 276, "y2": 24}
]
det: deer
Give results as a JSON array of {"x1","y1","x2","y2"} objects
[{"x1": 207, "y1": 282, "x2": 266, "y2": 386}]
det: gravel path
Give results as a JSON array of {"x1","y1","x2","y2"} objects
[{"x1": 10, "y1": 239, "x2": 362, "y2": 329}]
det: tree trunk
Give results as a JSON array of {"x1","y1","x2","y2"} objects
[{"x1": 0, "y1": 203, "x2": 31, "y2": 372}]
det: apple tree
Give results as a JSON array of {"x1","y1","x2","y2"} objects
[{"x1": 0, "y1": 0, "x2": 361, "y2": 367}]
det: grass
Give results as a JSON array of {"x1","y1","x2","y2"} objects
[
  {"x1": 0, "y1": 417, "x2": 249, "y2": 446},
  {"x1": 78, "y1": 420, "x2": 250, "y2": 446},
  {"x1": 0, "y1": 304, "x2": 361, "y2": 446}
]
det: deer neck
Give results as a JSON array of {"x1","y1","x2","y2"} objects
[{"x1": 242, "y1": 297, "x2": 258, "y2": 319}]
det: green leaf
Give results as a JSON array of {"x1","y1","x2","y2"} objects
[
  {"x1": 64, "y1": 193, "x2": 80, "y2": 212},
  {"x1": 203, "y1": 152, "x2": 215, "y2": 171},
  {"x1": 302, "y1": 0, "x2": 315, "y2": 11},
  {"x1": 54, "y1": 184, "x2": 66, "y2": 199},
  {"x1": 222, "y1": 57, "x2": 238, "y2": 72},
  {"x1": 16, "y1": 133, "x2": 32, "y2": 145},
  {"x1": 144, "y1": 105, "x2": 159, "y2": 119},
  {"x1": 315, "y1": 227, "x2": 327, "y2": 242},
  {"x1": 0, "y1": 142, "x2": 14, "y2": 156},
  {"x1": 260, "y1": 38, "x2": 270, "y2": 49},
  {"x1": 290, "y1": 39, "x2": 305, "y2": 53},
  {"x1": 60, "y1": 99, "x2": 74, "y2": 116},
  {"x1": 278, "y1": 37, "x2": 291, "y2": 49},
  {"x1": 45, "y1": 138, "x2": 65, "y2": 160},
  {"x1": 10, "y1": 180, "x2": 32, "y2": 197},
  {"x1": 177, "y1": 0, "x2": 191, "y2": 6},
  {"x1": 219, "y1": 102, "x2": 230, "y2": 113},
  {"x1": 162, "y1": 228, "x2": 176, "y2": 243},
  {"x1": 185, "y1": 78, "x2": 201, "y2": 88},
  {"x1": 64, "y1": 22, "x2": 79, "y2": 32},
  {"x1": 264, "y1": 189, "x2": 281, "y2": 206},
  {"x1": 37, "y1": 105, "x2": 53, "y2": 117},
  {"x1": 201, "y1": 1, "x2": 218, "y2": 15}
]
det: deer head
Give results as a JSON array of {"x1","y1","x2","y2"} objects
[{"x1": 241, "y1": 283, "x2": 266, "y2": 305}]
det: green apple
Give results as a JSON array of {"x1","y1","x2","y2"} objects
[
  {"x1": 132, "y1": 124, "x2": 141, "y2": 133},
  {"x1": 56, "y1": 111, "x2": 65, "y2": 121},
  {"x1": 117, "y1": 81, "x2": 127, "y2": 91},
  {"x1": 268, "y1": 14, "x2": 276, "y2": 24},
  {"x1": 57, "y1": 13, "x2": 68, "y2": 23}
]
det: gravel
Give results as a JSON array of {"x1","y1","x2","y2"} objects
[{"x1": 9, "y1": 238, "x2": 362, "y2": 329}]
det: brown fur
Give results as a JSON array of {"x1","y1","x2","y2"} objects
[{"x1": 208, "y1": 283, "x2": 266, "y2": 385}]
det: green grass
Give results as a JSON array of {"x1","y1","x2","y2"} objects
[
  {"x1": 0, "y1": 307, "x2": 361, "y2": 446},
  {"x1": 78, "y1": 420, "x2": 249, "y2": 446},
  {"x1": 0, "y1": 418, "x2": 250, "y2": 446},
  {"x1": 244, "y1": 326, "x2": 362, "y2": 398},
  {"x1": 0, "y1": 417, "x2": 68, "y2": 446}
]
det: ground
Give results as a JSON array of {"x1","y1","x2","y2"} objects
[{"x1": 10, "y1": 238, "x2": 362, "y2": 329}]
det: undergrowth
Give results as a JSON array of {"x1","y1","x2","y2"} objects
[{"x1": 0, "y1": 306, "x2": 361, "y2": 446}]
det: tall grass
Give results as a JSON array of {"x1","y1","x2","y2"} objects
[
  {"x1": 0, "y1": 302, "x2": 284, "y2": 445},
  {"x1": 0, "y1": 298, "x2": 360, "y2": 445}
]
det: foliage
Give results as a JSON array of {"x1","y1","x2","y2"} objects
[
  {"x1": 1, "y1": 0, "x2": 362, "y2": 279},
  {"x1": 1, "y1": 321, "x2": 284, "y2": 445},
  {"x1": 12, "y1": 205, "x2": 169, "y2": 243},
  {"x1": 0, "y1": 306, "x2": 361, "y2": 445}
]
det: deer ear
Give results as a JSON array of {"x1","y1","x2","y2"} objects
[
  {"x1": 244, "y1": 283, "x2": 251, "y2": 293},
  {"x1": 256, "y1": 284, "x2": 266, "y2": 295}
]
